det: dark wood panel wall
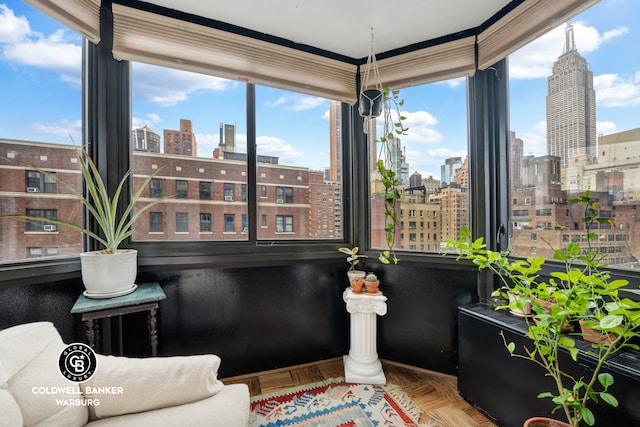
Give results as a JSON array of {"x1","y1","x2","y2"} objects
[{"x1": 0, "y1": 262, "x2": 477, "y2": 378}]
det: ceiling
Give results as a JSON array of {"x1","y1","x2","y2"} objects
[{"x1": 139, "y1": 0, "x2": 514, "y2": 60}]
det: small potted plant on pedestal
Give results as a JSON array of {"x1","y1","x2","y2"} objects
[{"x1": 338, "y1": 246, "x2": 368, "y2": 288}]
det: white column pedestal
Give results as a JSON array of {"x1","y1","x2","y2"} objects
[{"x1": 343, "y1": 288, "x2": 387, "y2": 384}]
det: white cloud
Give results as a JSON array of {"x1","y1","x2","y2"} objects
[
  {"x1": 510, "y1": 21, "x2": 629, "y2": 79},
  {"x1": 0, "y1": 5, "x2": 30, "y2": 44},
  {"x1": 426, "y1": 147, "x2": 467, "y2": 160},
  {"x1": 30, "y1": 119, "x2": 81, "y2": 138},
  {"x1": 265, "y1": 93, "x2": 327, "y2": 111},
  {"x1": 132, "y1": 63, "x2": 236, "y2": 107},
  {"x1": 518, "y1": 121, "x2": 547, "y2": 156},
  {"x1": 256, "y1": 135, "x2": 304, "y2": 163},
  {"x1": 594, "y1": 72, "x2": 640, "y2": 107},
  {"x1": 377, "y1": 110, "x2": 442, "y2": 145},
  {"x1": 132, "y1": 113, "x2": 163, "y2": 130},
  {"x1": 596, "y1": 120, "x2": 617, "y2": 135},
  {"x1": 1, "y1": 9, "x2": 81, "y2": 86}
]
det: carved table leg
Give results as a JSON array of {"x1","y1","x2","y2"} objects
[
  {"x1": 148, "y1": 307, "x2": 159, "y2": 356},
  {"x1": 84, "y1": 319, "x2": 96, "y2": 349}
]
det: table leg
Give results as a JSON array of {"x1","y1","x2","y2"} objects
[
  {"x1": 84, "y1": 319, "x2": 96, "y2": 349},
  {"x1": 148, "y1": 307, "x2": 158, "y2": 356}
]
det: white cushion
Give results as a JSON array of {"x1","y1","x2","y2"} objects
[
  {"x1": 0, "y1": 388, "x2": 23, "y2": 427},
  {"x1": 81, "y1": 354, "x2": 224, "y2": 419},
  {"x1": 0, "y1": 322, "x2": 88, "y2": 427},
  {"x1": 84, "y1": 384, "x2": 250, "y2": 427}
]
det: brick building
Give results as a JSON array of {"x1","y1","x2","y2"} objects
[{"x1": 1, "y1": 139, "x2": 341, "y2": 261}]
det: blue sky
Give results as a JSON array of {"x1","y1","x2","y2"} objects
[{"x1": 1, "y1": 0, "x2": 638, "y2": 180}]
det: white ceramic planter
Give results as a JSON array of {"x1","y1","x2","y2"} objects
[
  {"x1": 80, "y1": 249, "x2": 137, "y2": 298},
  {"x1": 346, "y1": 270, "x2": 366, "y2": 287}
]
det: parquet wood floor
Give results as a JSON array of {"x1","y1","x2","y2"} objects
[{"x1": 223, "y1": 358, "x2": 497, "y2": 427}]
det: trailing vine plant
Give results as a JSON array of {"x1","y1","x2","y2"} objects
[{"x1": 376, "y1": 87, "x2": 408, "y2": 264}]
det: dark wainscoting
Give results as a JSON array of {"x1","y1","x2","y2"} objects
[{"x1": 0, "y1": 262, "x2": 478, "y2": 378}]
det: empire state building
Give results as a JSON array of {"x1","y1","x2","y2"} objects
[{"x1": 546, "y1": 22, "x2": 596, "y2": 168}]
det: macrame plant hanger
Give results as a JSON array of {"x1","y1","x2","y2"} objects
[{"x1": 359, "y1": 27, "x2": 384, "y2": 134}]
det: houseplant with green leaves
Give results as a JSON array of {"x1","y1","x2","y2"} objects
[
  {"x1": 338, "y1": 246, "x2": 368, "y2": 286},
  {"x1": 1, "y1": 142, "x2": 170, "y2": 297},
  {"x1": 445, "y1": 191, "x2": 640, "y2": 427},
  {"x1": 375, "y1": 87, "x2": 408, "y2": 265}
]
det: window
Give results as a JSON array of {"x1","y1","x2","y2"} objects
[
  {"x1": 150, "y1": 179, "x2": 163, "y2": 198},
  {"x1": 25, "y1": 209, "x2": 57, "y2": 232},
  {"x1": 0, "y1": 2, "x2": 82, "y2": 263},
  {"x1": 276, "y1": 215, "x2": 294, "y2": 233},
  {"x1": 176, "y1": 212, "x2": 188, "y2": 233},
  {"x1": 275, "y1": 186, "x2": 293, "y2": 204},
  {"x1": 261, "y1": 214, "x2": 267, "y2": 227},
  {"x1": 242, "y1": 214, "x2": 248, "y2": 233},
  {"x1": 508, "y1": 1, "x2": 640, "y2": 271},
  {"x1": 25, "y1": 171, "x2": 57, "y2": 194},
  {"x1": 150, "y1": 212, "x2": 163, "y2": 232},
  {"x1": 224, "y1": 183, "x2": 235, "y2": 201},
  {"x1": 199, "y1": 181, "x2": 211, "y2": 200},
  {"x1": 27, "y1": 247, "x2": 58, "y2": 258},
  {"x1": 371, "y1": 79, "x2": 468, "y2": 254},
  {"x1": 256, "y1": 87, "x2": 342, "y2": 240},
  {"x1": 130, "y1": 62, "x2": 247, "y2": 242},
  {"x1": 224, "y1": 214, "x2": 235, "y2": 232},
  {"x1": 176, "y1": 180, "x2": 188, "y2": 199},
  {"x1": 200, "y1": 213, "x2": 212, "y2": 232}
]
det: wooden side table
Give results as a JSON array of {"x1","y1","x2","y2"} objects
[{"x1": 71, "y1": 282, "x2": 166, "y2": 356}]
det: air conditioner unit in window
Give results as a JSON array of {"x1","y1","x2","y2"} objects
[
  {"x1": 27, "y1": 187, "x2": 39, "y2": 192},
  {"x1": 242, "y1": 227, "x2": 248, "y2": 232},
  {"x1": 276, "y1": 198, "x2": 284, "y2": 204},
  {"x1": 224, "y1": 195, "x2": 234, "y2": 201},
  {"x1": 43, "y1": 225, "x2": 57, "y2": 232}
]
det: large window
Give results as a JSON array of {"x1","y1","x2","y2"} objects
[
  {"x1": 130, "y1": 62, "x2": 248, "y2": 241},
  {"x1": 508, "y1": 1, "x2": 640, "y2": 270},
  {"x1": 0, "y1": 1, "x2": 83, "y2": 262},
  {"x1": 256, "y1": 87, "x2": 343, "y2": 240},
  {"x1": 369, "y1": 79, "x2": 469, "y2": 254}
]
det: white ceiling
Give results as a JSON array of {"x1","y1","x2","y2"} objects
[{"x1": 139, "y1": 0, "x2": 513, "y2": 60}]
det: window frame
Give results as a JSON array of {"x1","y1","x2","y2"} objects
[{"x1": 9, "y1": 1, "x2": 639, "y2": 293}]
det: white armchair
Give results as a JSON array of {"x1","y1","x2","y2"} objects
[{"x1": 0, "y1": 322, "x2": 249, "y2": 427}]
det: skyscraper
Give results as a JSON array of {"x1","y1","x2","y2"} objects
[
  {"x1": 440, "y1": 156, "x2": 462, "y2": 186},
  {"x1": 546, "y1": 22, "x2": 596, "y2": 168},
  {"x1": 132, "y1": 125, "x2": 160, "y2": 153},
  {"x1": 328, "y1": 100, "x2": 342, "y2": 182},
  {"x1": 164, "y1": 119, "x2": 197, "y2": 156}
]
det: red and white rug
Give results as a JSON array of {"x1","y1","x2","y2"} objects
[{"x1": 249, "y1": 378, "x2": 432, "y2": 427}]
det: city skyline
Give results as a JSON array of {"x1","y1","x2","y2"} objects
[{"x1": 0, "y1": 0, "x2": 639, "y2": 179}]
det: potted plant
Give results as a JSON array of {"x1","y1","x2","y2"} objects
[
  {"x1": 374, "y1": 87, "x2": 408, "y2": 265},
  {"x1": 1, "y1": 142, "x2": 171, "y2": 298},
  {"x1": 338, "y1": 246, "x2": 368, "y2": 287},
  {"x1": 363, "y1": 272, "x2": 380, "y2": 294},
  {"x1": 445, "y1": 191, "x2": 640, "y2": 427}
]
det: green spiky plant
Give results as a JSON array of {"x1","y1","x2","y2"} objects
[
  {"x1": 445, "y1": 191, "x2": 640, "y2": 427},
  {"x1": 1, "y1": 141, "x2": 171, "y2": 254},
  {"x1": 376, "y1": 87, "x2": 408, "y2": 264}
]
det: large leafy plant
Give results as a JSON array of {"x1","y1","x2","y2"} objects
[
  {"x1": 376, "y1": 87, "x2": 408, "y2": 264},
  {"x1": 1, "y1": 143, "x2": 170, "y2": 254},
  {"x1": 445, "y1": 191, "x2": 640, "y2": 427}
]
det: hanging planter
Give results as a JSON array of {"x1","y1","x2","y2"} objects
[
  {"x1": 358, "y1": 29, "x2": 408, "y2": 265},
  {"x1": 359, "y1": 28, "x2": 384, "y2": 122},
  {"x1": 358, "y1": 89, "x2": 383, "y2": 117}
]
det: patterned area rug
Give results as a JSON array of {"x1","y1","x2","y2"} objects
[{"x1": 249, "y1": 378, "x2": 432, "y2": 427}]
